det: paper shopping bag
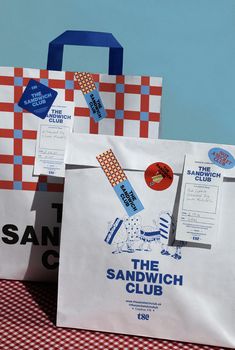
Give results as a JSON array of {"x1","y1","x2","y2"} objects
[
  {"x1": 57, "y1": 134, "x2": 235, "y2": 348},
  {"x1": 0, "y1": 31, "x2": 163, "y2": 281}
]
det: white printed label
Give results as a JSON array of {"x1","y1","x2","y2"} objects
[
  {"x1": 34, "y1": 101, "x2": 74, "y2": 177},
  {"x1": 175, "y1": 155, "x2": 223, "y2": 245}
]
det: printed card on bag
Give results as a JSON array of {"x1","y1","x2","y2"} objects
[
  {"x1": 175, "y1": 154, "x2": 223, "y2": 245},
  {"x1": 34, "y1": 101, "x2": 75, "y2": 177}
]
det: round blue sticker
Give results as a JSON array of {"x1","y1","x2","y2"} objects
[{"x1": 208, "y1": 148, "x2": 235, "y2": 169}]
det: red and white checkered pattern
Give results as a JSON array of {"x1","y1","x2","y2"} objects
[
  {"x1": 73, "y1": 73, "x2": 162, "y2": 138},
  {"x1": 0, "y1": 66, "x2": 162, "y2": 192},
  {"x1": 0, "y1": 279, "x2": 224, "y2": 350}
]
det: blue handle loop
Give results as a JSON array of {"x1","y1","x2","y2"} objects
[{"x1": 47, "y1": 30, "x2": 123, "y2": 75}]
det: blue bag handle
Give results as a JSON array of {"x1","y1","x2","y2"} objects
[{"x1": 47, "y1": 30, "x2": 123, "y2": 75}]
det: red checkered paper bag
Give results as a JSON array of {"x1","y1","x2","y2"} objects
[{"x1": 0, "y1": 31, "x2": 162, "y2": 281}]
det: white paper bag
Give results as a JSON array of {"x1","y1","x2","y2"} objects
[
  {"x1": 0, "y1": 64, "x2": 162, "y2": 281},
  {"x1": 57, "y1": 134, "x2": 235, "y2": 348}
]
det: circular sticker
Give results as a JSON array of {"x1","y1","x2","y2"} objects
[
  {"x1": 144, "y1": 162, "x2": 174, "y2": 191},
  {"x1": 208, "y1": 148, "x2": 235, "y2": 169}
]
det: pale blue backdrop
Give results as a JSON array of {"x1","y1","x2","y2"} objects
[{"x1": 0, "y1": 0, "x2": 234, "y2": 144}]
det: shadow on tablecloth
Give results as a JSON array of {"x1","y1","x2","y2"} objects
[{"x1": 23, "y1": 281, "x2": 57, "y2": 325}]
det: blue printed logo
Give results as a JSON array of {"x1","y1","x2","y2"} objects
[
  {"x1": 137, "y1": 313, "x2": 150, "y2": 320},
  {"x1": 18, "y1": 79, "x2": 58, "y2": 119},
  {"x1": 208, "y1": 148, "x2": 235, "y2": 169},
  {"x1": 113, "y1": 179, "x2": 144, "y2": 217},
  {"x1": 84, "y1": 89, "x2": 107, "y2": 122}
]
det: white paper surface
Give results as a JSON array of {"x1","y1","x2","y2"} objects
[
  {"x1": 58, "y1": 168, "x2": 181, "y2": 331},
  {"x1": 175, "y1": 155, "x2": 223, "y2": 245},
  {"x1": 57, "y1": 166, "x2": 235, "y2": 348},
  {"x1": 65, "y1": 133, "x2": 235, "y2": 178},
  {"x1": 57, "y1": 133, "x2": 235, "y2": 347},
  {"x1": 0, "y1": 189, "x2": 62, "y2": 281},
  {"x1": 34, "y1": 102, "x2": 74, "y2": 177}
]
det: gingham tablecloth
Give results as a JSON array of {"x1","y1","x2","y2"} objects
[{"x1": 0, "y1": 280, "x2": 227, "y2": 350}]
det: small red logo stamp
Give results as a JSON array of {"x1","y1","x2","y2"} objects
[{"x1": 144, "y1": 162, "x2": 174, "y2": 191}]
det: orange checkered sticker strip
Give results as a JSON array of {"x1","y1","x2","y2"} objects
[
  {"x1": 74, "y1": 72, "x2": 96, "y2": 94},
  {"x1": 96, "y1": 149, "x2": 127, "y2": 187}
]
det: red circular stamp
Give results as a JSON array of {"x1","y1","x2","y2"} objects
[{"x1": 144, "y1": 162, "x2": 174, "y2": 191}]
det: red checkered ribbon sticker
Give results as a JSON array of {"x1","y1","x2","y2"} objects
[
  {"x1": 96, "y1": 149, "x2": 127, "y2": 187},
  {"x1": 97, "y1": 149, "x2": 144, "y2": 216},
  {"x1": 74, "y1": 72, "x2": 107, "y2": 122}
]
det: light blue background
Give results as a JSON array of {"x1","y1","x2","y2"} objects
[{"x1": 0, "y1": 0, "x2": 234, "y2": 144}]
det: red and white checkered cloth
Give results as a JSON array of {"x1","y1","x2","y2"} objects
[
  {"x1": 0, "y1": 66, "x2": 162, "y2": 193},
  {"x1": 0, "y1": 280, "x2": 226, "y2": 350}
]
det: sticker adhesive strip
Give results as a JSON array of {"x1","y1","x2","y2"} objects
[
  {"x1": 96, "y1": 149, "x2": 144, "y2": 217},
  {"x1": 74, "y1": 72, "x2": 107, "y2": 122}
]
